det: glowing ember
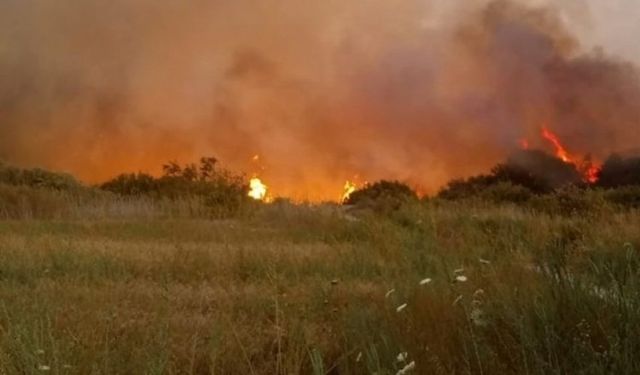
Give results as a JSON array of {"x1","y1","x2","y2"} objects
[
  {"x1": 342, "y1": 180, "x2": 357, "y2": 202},
  {"x1": 584, "y1": 165, "x2": 600, "y2": 184},
  {"x1": 519, "y1": 139, "x2": 530, "y2": 150},
  {"x1": 248, "y1": 177, "x2": 268, "y2": 201}
]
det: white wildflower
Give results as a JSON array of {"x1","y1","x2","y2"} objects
[
  {"x1": 385, "y1": 289, "x2": 396, "y2": 298},
  {"x1": 419, "y1": 278, "x2": 432, "y2": 286},
  {"x1": 396, "y1": 361, "x2": 416, "y2": 375},
  {"x1": 396, "y1": 303, "x2": 408, "y2": 313},
  {"x1": 470, "y1": 307, "x2": 487, "y2": 327},
  {"x1": 452, "y1": 295, "x2": 463, "y2": 306},
  {"x1": 37, "y1": 365, "x2": 50, "y2": 371},
  {"x1": 396, "y1": 352, "x2": 408, "y2": 363},
  {"x1": 455, "y1": 275, "x2": 468, "y2": 283}
]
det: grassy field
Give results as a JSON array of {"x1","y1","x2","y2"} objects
[{"x1": 1, "y1": 196, "x2": 640, "y2": 374}]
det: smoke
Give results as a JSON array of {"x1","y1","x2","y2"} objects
[{"x1": 1, "y1": 0, "x2": 639, "y2": 200}]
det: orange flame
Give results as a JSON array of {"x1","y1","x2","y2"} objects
[{"x1": 541, "y1": 126, "x2": 571, "y2": 163}]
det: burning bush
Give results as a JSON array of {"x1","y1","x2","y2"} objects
[
  {"x1": 439, "y1": 149, "x2": 588, "y2": 202},
  {"x1": 506, "y1": 150, "x2": 583, "y2": 189},
  {"x1": 344, "y1": 180, "x2": 418, "y2": 213}
]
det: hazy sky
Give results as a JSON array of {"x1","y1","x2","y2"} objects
[{"x1": 562, "y1": 0, "x2": 640, "y2": 61}]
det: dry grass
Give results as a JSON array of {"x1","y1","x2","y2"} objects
[{"x1": 1, "y1": 198, "x2": 640, "y2": 374}]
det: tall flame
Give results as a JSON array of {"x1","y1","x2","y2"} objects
[
  {"x1": 541, "y1": 126, "x2": 571, "y2": 163},
  {"x1": 248, "y1": 177, "x2": 268, "y2": 201}
]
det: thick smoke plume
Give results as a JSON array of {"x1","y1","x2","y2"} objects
[{"x1": 1, "y1": 0, "x2": 639, "y2": 200}]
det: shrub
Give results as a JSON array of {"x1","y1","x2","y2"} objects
[
  {"x1": 100, "y1": 173, "x2": 159, "y2": 196},
  {"x1": 506, "y1": 150, "x2": 583, "y2": 189},
  {"x1": 477, "y1": 181, "x2": 534, "y2": 204},
  {"x1": 100, "y1": 157, "x2": 250, "y2": 217},
  {"x1": 438, "y1": 163, "x2": 551, "y2": 201},
  {"x1": 344, "y1": 180, "x2": 418, "y2": 213},
  {"x1": 0, "y1": 161, "x2": 82, "y2": 191},
  {"x1": 597, "y1": 154, "x2": 640, "y2": 188}
]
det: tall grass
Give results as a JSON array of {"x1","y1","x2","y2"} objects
[{"x1": 1, "y1": 194, "x2": 640, "y2": 373}]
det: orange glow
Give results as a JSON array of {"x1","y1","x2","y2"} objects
[{"x1": 519, "y1": 138, "x2": 530, "y2": 150}]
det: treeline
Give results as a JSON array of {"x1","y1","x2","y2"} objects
[
  {"x1": 342, "y1": 151, "x2": 640, "y2": 216},
  {"x1": 0, "y1": 157, "x2": 251, "y2": 219}
]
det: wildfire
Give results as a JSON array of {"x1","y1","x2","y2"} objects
[
  {"x1": 520, "y1": 125, "x2": 601, "y2": 183},
  {"x1": 248, "y1": 177, "x2": 268, "y2": 201},
  {"x1": 342, "y1": 180, "x2": 357, "y2": 202}
]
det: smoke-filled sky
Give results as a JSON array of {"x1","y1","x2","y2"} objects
[{"x1": 1, "y1": 0, "x2": 639, "y2": 200}]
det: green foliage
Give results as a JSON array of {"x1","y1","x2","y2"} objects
[{"x1": 344, "y1": 180, "x2": 418, "y2": 213}]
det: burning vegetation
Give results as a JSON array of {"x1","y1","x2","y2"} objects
[{"x1": 0, "y1": 1, "x2": 639, "y2": 200}]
